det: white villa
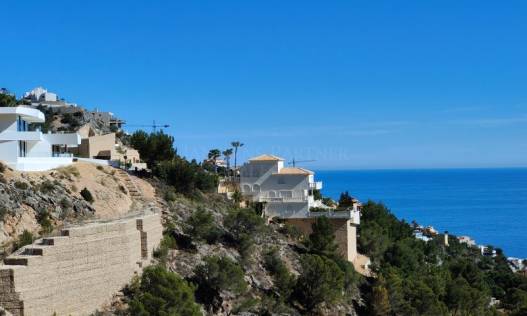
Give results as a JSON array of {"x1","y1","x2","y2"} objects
[
  {"x1": 0, "y1": 106, "x2": 81, "y2": 171},
  {"x1": 239, "y1": 154, "x2": 361, "y2": 261},
  {"x1": 24, "y1": 86, "x2": 58, "y2": 103},
  {"x1": 240, "y1": 154, "x2": 324, "y2": 218}
]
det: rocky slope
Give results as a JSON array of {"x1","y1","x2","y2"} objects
[{"x1": 0, "y1": 161, "x2": 158, "y2": 255}]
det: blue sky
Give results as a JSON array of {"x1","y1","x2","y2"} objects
[{"x1": 2, "y1": 0, "x2": 526, "y2": 169}]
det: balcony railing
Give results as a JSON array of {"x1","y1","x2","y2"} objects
[
  {"x1": 258, "y1": 196, "x2": 308, "y2": 203},
  {"x1": 52, "y1": 152, "x2": 73, "y2": 158},
  {"x1": 308, "y1": 181, "x2": 323, "y2": 190},
  {"x1": 308, "y1": 209, "x2": 360, "y2": 224}
]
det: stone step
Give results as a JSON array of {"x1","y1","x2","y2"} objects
[
  {"x1": 4, "y1": 257, "x2": 28, "y2": 266},
  {"x1": 21, "y1": 248, "x2": 43, "y2": 256}
]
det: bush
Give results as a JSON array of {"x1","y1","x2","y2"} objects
[
  {"x1": 224, "y1": 208, "x2": 264, "y2": 241},
  {"x1": 37, "y1": 210, "x2": 53, "y2": 234},
  {"x1": 153, "y1": 234, "x2": 177, "y2": 262},
  {"x1": 304, "y1": 216, "x2": 339, "y2": 257},
  {"x1": 184, "y1": 208, "x2": 222, "y2": 244},
  {"x1": 15, "y1": 230, "x2": 34, "y2": 250},
  {"x1": 224, "y1": 208, "x2": 265, "y2": 260},
  {"x1": 127, "y1": 265, "x2": 201, "y2": 316},
  {"x1": 155, "y1": 158, "x2": 218, "y2": 195},
  {"x1": 0, "y1": 162, "x2": 5, "y2": 173},
  {"x1": 264, "y1": 248, "x2": 296, "y2": 300},
  {"x1": 294, "y1": 254, "x2": 345, "y2": 312},
  {"x1": 57, "y1": 166, "x2": 80, "y2": 179},
  {"x1": 278, "y1": 224, "x2": 303, "y2": 240},
  {"x1": 14, "y1": 181, "x2": 28, "y2": 190},
  {"x1": 164, "y1": 189, "x2": 177, "y2": 202},
  {"x1": 80, "y1": 187, "x2": 94, "y2": 203},
  {"x1": 193, "y1": 256, "x2": 247, "y2": 309},
  {"x1": 38, "y1": 180, "x2": 56, "y2": 194},
  {"x1": 96, "y1": 165, "x2": 104, "y2": 171},
  {"x1": 59, "y1": 197, "x2": 73, "y2": 210},
  {"x1": 0, "y1": 206, "x2": 7, "y2": 220}
]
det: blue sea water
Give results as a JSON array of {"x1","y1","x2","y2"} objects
[{"x1": 316, "y1": 168, "x2": 527, "y2": 258}]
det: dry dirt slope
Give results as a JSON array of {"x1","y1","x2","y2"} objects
[{"x1": 0, "y1": 161, "x2": 157, "y2": 248}]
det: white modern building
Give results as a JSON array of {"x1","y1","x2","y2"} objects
[
  {"x1": 239, "y1": 154, "x2": 324, "y2": 218},
  {"x1": 239, "y1": 154, "x2": 361, "y2": 261},
  {"x1": 24, "y1": 86, "x2": 58, "y2": 103},
  {"x1": 0, "y1": 107, "x2": 81, "y2": 171}
]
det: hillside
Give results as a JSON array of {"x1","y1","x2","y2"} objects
[{"x1": 0, "y1": 161, "x2": 158, "y2": 253}]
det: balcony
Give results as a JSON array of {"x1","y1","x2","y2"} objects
[
  {"x1": 258, "y1": 196, "x2": 308, "y2": 203},
  {"x1": 309, "y1": 181, "x2": 323, "y2": 190},
  {"x1": 0, "y1": 131, "x2": 43, "y2": 141},
  {"x1": 308, "y1": 209, "x2": 360, "y2": 224},
  {"x1": 52, "y1": 152, "x2": 73, "y2": 158}
]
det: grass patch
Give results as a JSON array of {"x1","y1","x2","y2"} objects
[{"x1": 14, "y1": 181, "x2": 28, "y2": 190}]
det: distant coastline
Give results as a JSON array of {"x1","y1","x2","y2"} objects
[{"x1": 316, "y1": 167, "x2": 527, "y2": 258}]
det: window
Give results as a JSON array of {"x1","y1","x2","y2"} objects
[{"x1": 18, "y1": 141, "x2": 27, "y2": 157}]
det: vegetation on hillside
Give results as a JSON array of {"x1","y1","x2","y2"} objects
[
  {"x1": 130, "y1": 130, "x2": 218, "y2": 196},
  {"x1": 359, "y1": 200, "x2": 527, "y2": 315}
]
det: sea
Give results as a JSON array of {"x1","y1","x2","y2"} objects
[{"x1": 316, "y1": 168, "x2": 527, "y2": 258}]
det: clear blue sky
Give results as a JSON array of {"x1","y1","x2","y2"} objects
[{"x1": 2, "y1": 0, "x2": 526, "y2": 169}]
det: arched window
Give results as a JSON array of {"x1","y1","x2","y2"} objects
[{"x1": 242, "y1": 184, "x2": 252, "y2": 193}]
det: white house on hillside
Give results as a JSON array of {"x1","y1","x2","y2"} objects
[
  {"x1": 0, "y1": 107, "x2": 81, "y2": 171},
  {"x1": 239, "y1": 155, "x2": 323, "y2": 218},
  {"x1": 24, "y1": 86, "x2": 58, "y2": 102},
  {"x1": 239, "y1": 154, "x2": 361, "y2": 262}
]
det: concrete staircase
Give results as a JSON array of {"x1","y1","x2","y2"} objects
[{"x1": 116, "y1": 169, "x2": 143, "y2": 200}]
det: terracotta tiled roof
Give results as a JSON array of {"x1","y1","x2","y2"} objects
[
  {"x1": 248, "y1": 154, "x2": 285, "y2": 162},
  {"x1": 274, "y1": 167, "x2": 314, "y2": 175}
]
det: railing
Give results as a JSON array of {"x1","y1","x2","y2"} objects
[
  {"x1": 308, "y1": 209, "x2": 360, "y2": 224},
  {"x1": 308, "y1": 181, "x2": 323, "y2": 190},
  {"x1": 258, "y1": 196, "x2": 308, "y2": 203},
  {"x1": 52, "y1": 152, "x2": 73, "y2": 158}
]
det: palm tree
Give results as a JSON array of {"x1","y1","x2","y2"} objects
[
  {"x1": 231, "y1": 141, "x2": 244, "y2": 170},
  {"x1": 222, "y1": 148, "x2": 233, "y2": 170},
  {"x1": 207, "y1": 149, "x2": 221, "y2": 170},
  {"x1": 222, "y1": 148, "x2": 234, "y2": 178}
]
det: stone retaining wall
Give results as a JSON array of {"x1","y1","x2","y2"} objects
[
  {"x1": 0, "y1": 213, "x2": 163, "y2": 316},
  {"x1": 284, "y1": 218, "x2": 357, "y2": 262}
]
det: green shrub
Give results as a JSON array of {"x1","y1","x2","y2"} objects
[
  {"x1": 37, "y1": 210, "x2": 53, "y2": 234},
  {"x1": 193, "y1": 256, "x2": 246, "y2": 309},
  {"x1": 155, "y1": 158, "x2": 219, "y2": 195},
  {"x1": 96, "y1": 165, "x2": 104, "y2": 171},
  {"x1": 164, "y1": 189, "x2": 177, "y2": 202},
  {"x1": 0, "y1": 162, "x2": 5, "y2": 173},
  {"x1": 264, "y1": 248, "x2": 296, "y2": 300},
  {"x1": 304, "y1": 216, "x2": 339, "y2": 257},
  {"x1": 294, "y1": 254, "x2": 345, "y2": 312},
  {"x1": 14, "y1": 181, "x2": 28, "y2": 190},
  {"x1": 15, "y1": 230, "x2": 34, "y2": 250},
  {"x1": 224, "y1": 208, "x2": 264, "y2": 260},
  {"x1": 184, "y1": 208, "x2": 222, "y2": 244},
  {"x1": 0, "y1": 205, "x2": 7, "y2": 220},
  {"x1": 38, "y1": 180, "x2": 56, "y2": 194},
  {"x1": 127, "y1": 265, "x2": 201, "y2": 316},
  {"x1": 278, "y1": 223, "x2": 303, "y2": 240},
  {"x1": 80, "y1": 187, "x2": 94, "y2": 203},
  {"x1": 153, "y1": 234, "x2": 177, "y2": 262},
  {"x1": 59, "y1": 198, "x2": 73, "y2": 210},
  {"x1": 224, "y1": 208, "x2": 264, "y2": 241}
]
